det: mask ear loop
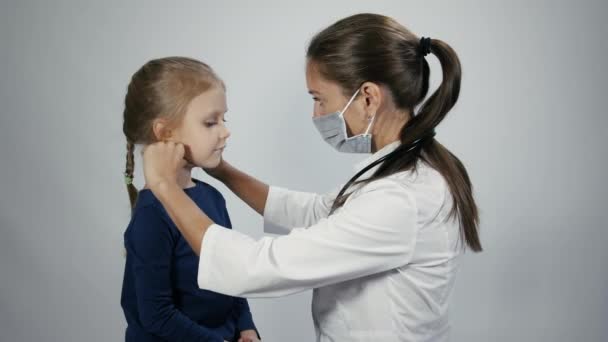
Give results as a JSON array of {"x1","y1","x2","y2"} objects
[
  {"x1": 364, "y1": 113, "x2": 376, "y2": 135},
  {"x1": 339, "y1": 88, "x2": 361, "y2": 118}
]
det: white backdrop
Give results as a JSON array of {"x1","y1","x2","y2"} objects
[{"x1": 1, "y1": 1, "x2": 607, "y2": 341}]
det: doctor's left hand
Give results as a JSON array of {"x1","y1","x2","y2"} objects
[{"x1": 142, "y1": 141, "x2": 187, "y2": 190}]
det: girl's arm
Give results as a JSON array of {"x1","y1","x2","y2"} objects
[
  {"x1": 232, "y1": 298, "x2": 260, "y2": 341},
  {"x1": 218, "y1": 203, "x2": 260, "y2": 341}
]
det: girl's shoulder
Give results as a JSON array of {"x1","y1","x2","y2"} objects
[
  {"x1": 192, "y1": 178, "x2": 226, "y2": 204},
  {"x1": 126, "y1": 179, "x2": 228, "y2": 236},
  {"x1": 124, "y1": 203, "x2": 178, "y2": 249}
]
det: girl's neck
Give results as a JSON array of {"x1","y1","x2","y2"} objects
[{"x1": 176, "y1": 166, "x2": 196, "y2": 189}]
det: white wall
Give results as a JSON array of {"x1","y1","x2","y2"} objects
[{"x1": 1, "y1": 0, "x2": 606, "y2": 341}]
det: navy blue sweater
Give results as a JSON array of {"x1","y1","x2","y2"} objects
[{"x1": 121, "y1": 179, "x2": 258, "y2": 341}]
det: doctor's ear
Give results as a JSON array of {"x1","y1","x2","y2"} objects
[
  {"x1": 152, "y1": 119, "x2": 173, "y2": 141},
  {"x1": 360, "y1": 82, "x2": 383, "y2": 116}
]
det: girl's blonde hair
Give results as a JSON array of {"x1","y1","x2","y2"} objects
[{"x1": 122, "y1": 57, "x2": 223, "y2": 211}]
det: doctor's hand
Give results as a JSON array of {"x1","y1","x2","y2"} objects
[
  {"x1": 142, "y1": 141, "x2": 187, "y2": 190},
  {"x1": 203, "y1": 158, "x2": 230, "y2": 180}
]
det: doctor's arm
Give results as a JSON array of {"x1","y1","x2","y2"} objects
[
  {"x1": 205, "y1": 159, "x2": 269, "y2": 216},
  {"x1": 151, "y1": 174, "x2": 417, "y2": 297},
  {"x1": 143, "y1": 142, "x2": 416, "y2": 296},
  {"x1": 195, "y1": 179, "x2": 418, "y2": 297},
  {"x1": 209, "y1": 160, "x2": 336, "y2": 230}
]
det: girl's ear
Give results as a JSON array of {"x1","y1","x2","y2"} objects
[{"x1": 152, "y1": 118, "x2": 172, "y2": 141}]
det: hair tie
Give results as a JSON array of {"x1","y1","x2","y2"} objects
[
  {"x1": 124, "y1": 172, "x2": 134, "y2": 185},
  {"x1": 419, "y1": 37, "x2": 432, "y2": 57},
  {"x1": 404, "y1": 129, "x2": 436, "y2": 153}
]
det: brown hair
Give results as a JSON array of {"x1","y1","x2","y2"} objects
[
  {"x1": 307, "y1": 13, "x2": 482, "y2": 252},
  {"x1": 122, "y1": 57, "x2": 222, "y2": 212}
]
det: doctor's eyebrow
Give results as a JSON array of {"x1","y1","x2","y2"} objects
[{"x1": 308, "y1": 90, "x2": 320, "y2": 95}]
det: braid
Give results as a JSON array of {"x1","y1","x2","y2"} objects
[{"x1": 125, "y1": 141, "x2": 138, "y2": 211}]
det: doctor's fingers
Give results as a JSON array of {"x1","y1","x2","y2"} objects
[{"x1": 142, "y1": 141, "x2": 185, "y2": 159}]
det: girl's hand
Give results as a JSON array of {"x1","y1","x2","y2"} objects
[
  {"x1": 237, "y1": 337, "x2": 260, "y2": 342},
  {"x1": 142, "y1": 141, "x2": 187, "y2": 190},
  {"x1": 238, "y1": 329, "x2": 260, "y2": 342}
]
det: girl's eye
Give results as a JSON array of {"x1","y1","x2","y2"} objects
[{"x1": 204, "y1": 118, "x2": 227, "y2": 127}]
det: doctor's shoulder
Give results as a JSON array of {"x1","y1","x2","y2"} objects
[{"x1": 345, "y1": 164, "x2": 449, "y2": 213}]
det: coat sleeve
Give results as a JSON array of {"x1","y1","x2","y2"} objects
[
  {"x1": 263, "y1": 186, "x2": 338, "y2": 235},
  {"x1": 198, "y1": 179, "x2": 418, "y2": 298}
]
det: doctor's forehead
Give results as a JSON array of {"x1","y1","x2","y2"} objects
[
  {"x1": 305, "y1": 62, "x2": 324, "y2": 89},
  {"x1": 306, "y1": 63, "x2": 340, "y2": 96}
]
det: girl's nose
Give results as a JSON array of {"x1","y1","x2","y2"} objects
[{"x1": 221, "y1": 126, "x2": 231, "y2": 140}]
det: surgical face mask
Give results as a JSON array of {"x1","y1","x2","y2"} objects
[{"x1": 312, "y1": 88, "x2": 376, "y2": 154}]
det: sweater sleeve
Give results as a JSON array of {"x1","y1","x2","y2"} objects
[
  {"x1": 232, "y1": 298, "x2": 259, "y2": 338},
  {"x1": 219, "y1": 197, "x2": 260, "y2": 339}
]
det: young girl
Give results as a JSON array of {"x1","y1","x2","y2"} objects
[{"x1": 120, "y1": 57, "x2": 260, "y2": 342}]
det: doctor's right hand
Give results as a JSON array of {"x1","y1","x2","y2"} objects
[{"x1": 142, "y1": 141, "x2": 187, "y2": 191}]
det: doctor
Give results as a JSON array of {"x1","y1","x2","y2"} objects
[{"x1": 142, "y1": 13, "x2": 482, "y2": 342}]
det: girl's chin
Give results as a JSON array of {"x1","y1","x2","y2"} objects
[{"x1": 196, "y1": 155, "x2": 222, "y2": 169}]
